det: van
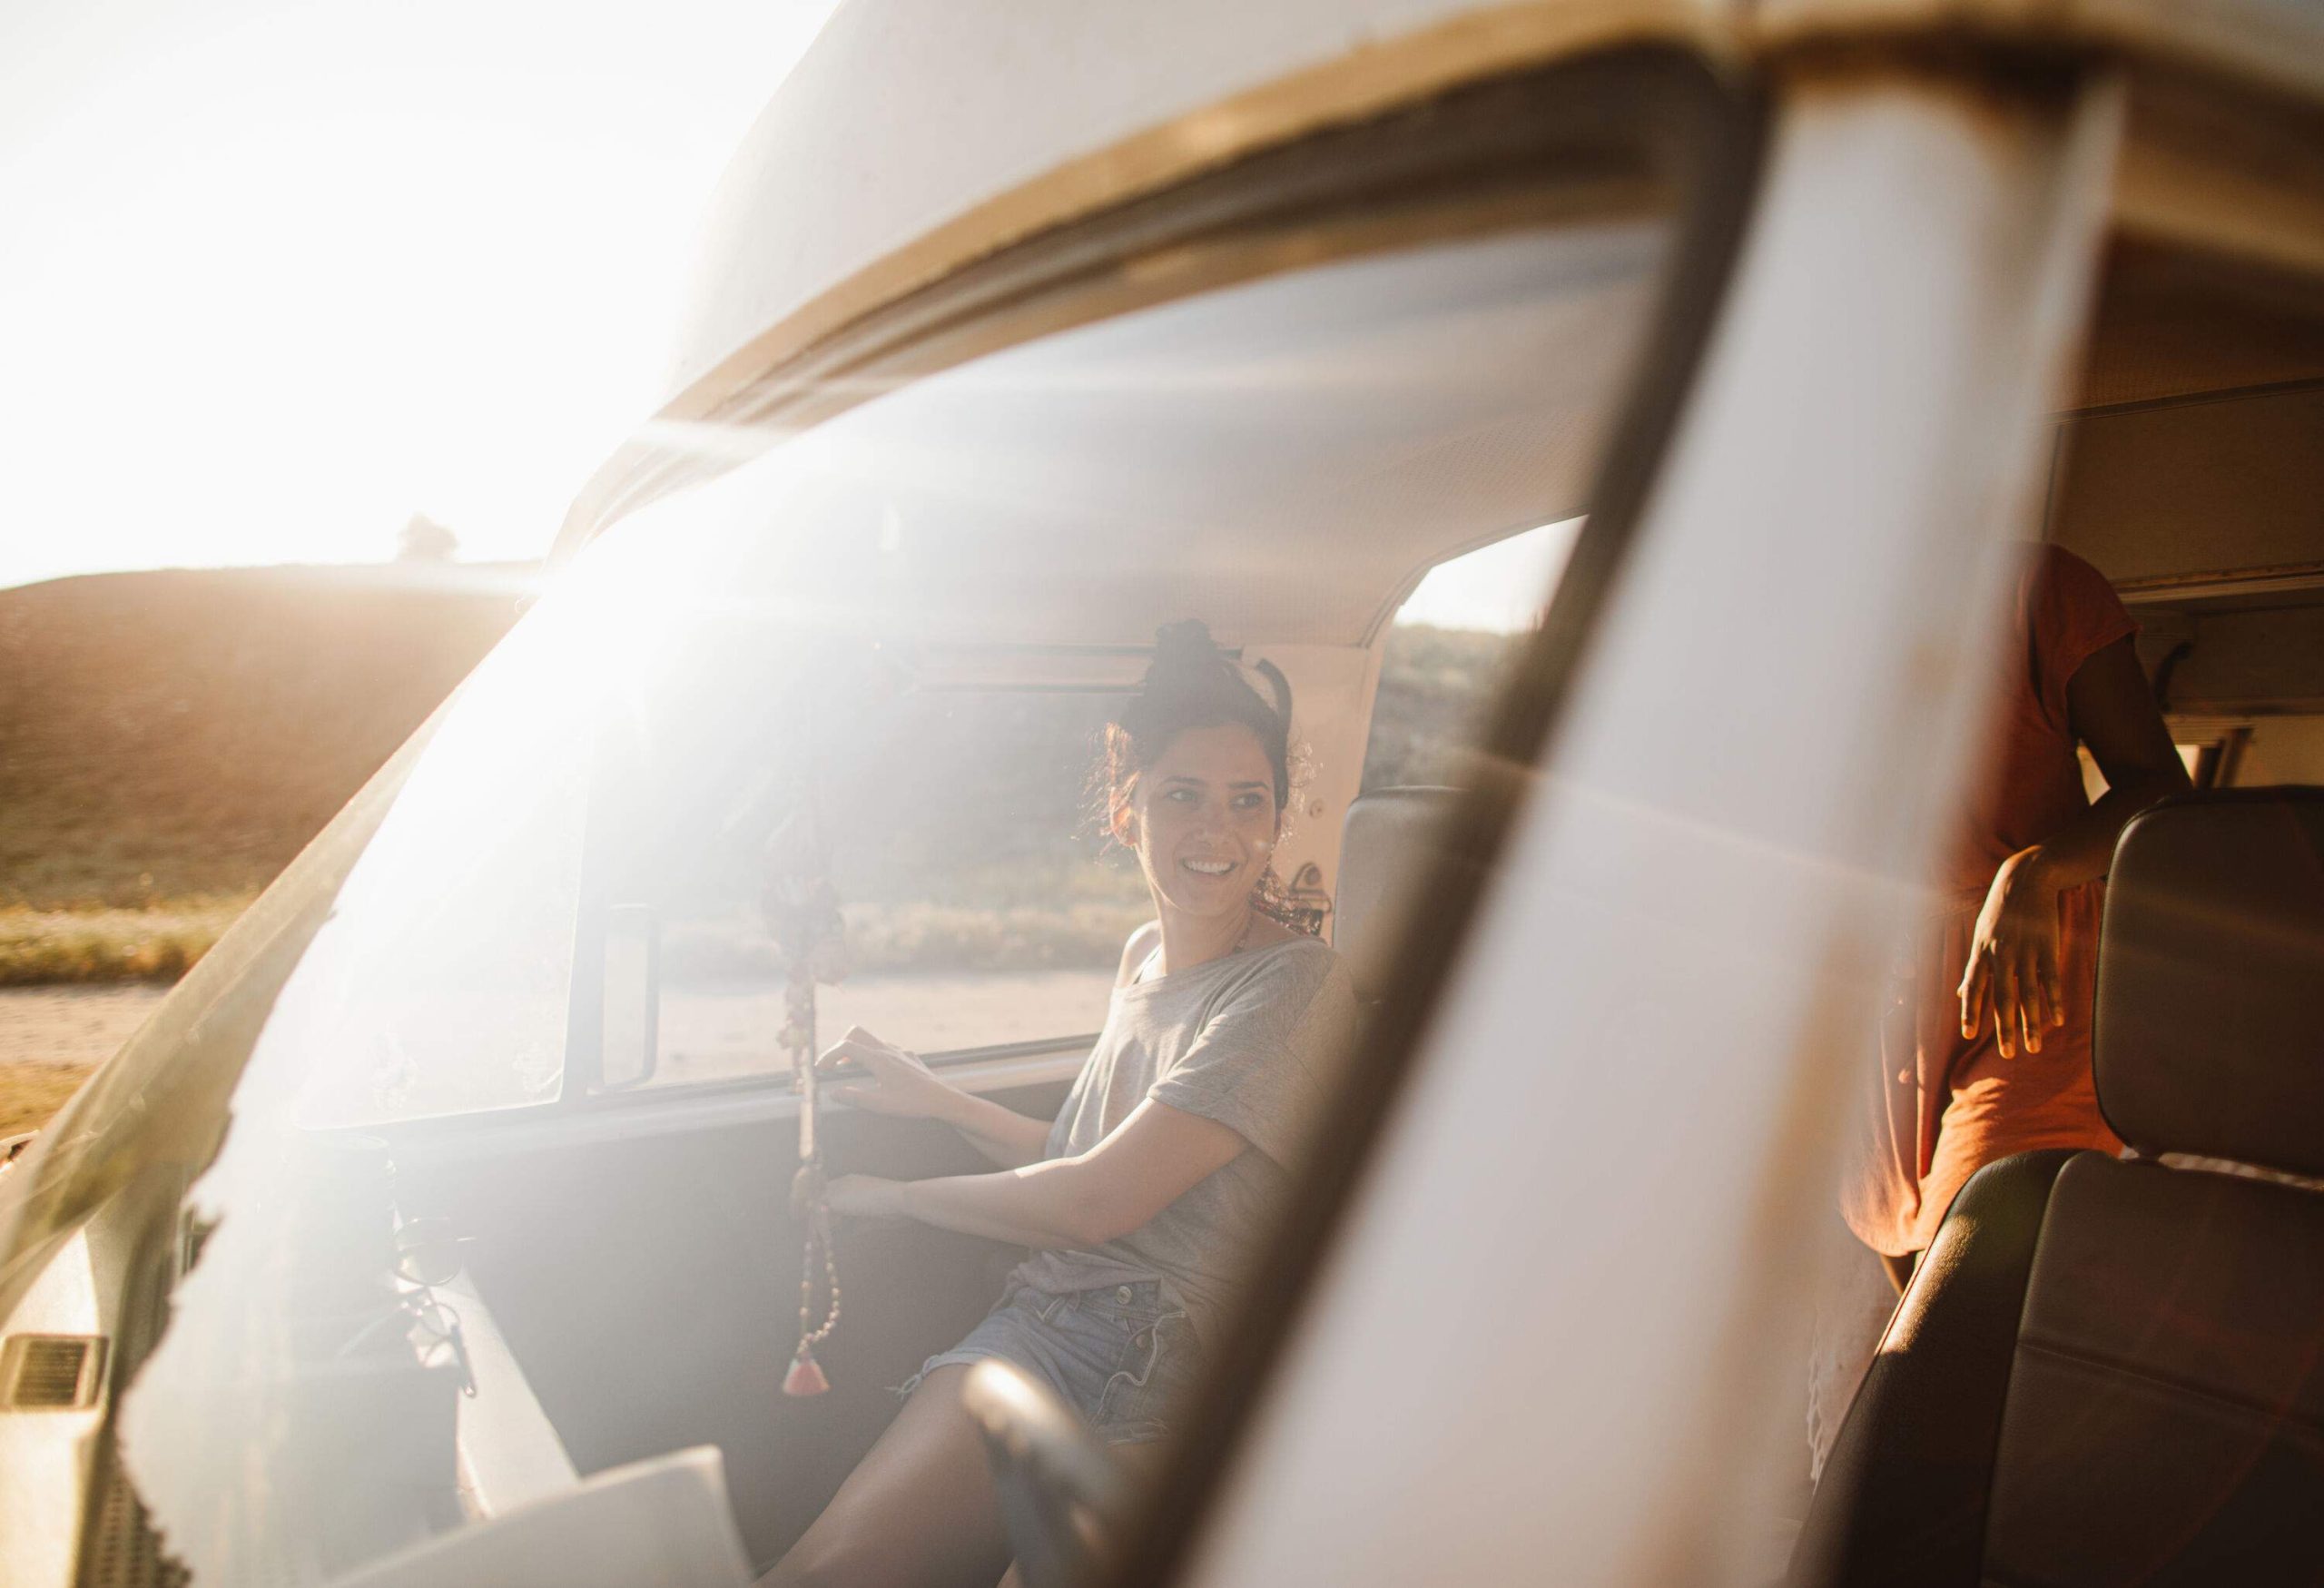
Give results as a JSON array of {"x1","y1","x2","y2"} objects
[{"x1": 4, "y1": 3, "x2": 2321, "y2": 1585}]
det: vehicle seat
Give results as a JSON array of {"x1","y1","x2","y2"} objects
[
  {"x1": 1793, "y1": 787, "x2": 2324, "y2": 1588},
  {"x1": 1334, "y1": 786, "x2": 1462, "y2": 999}
]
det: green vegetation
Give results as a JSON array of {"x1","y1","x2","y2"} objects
[
  {"x1": 1363, "y1": 622, "x2": 1526, "y2": 789},
  {"x1": 0, "y1": 899, "x2": 253, "y2": 987}
]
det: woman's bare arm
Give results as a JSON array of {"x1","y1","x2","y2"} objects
[
  {"x1": 934, "y1": 1090, "x2": 1056, "y2": 1170},
  {"x1": 2032, "y1": 636, "x2": 2191, "y2": 887},
  {"x1": 815, "y1": 1028, "x2": 1052, "y2": 1168},
  {"x1": 828, "y1": 1100, "x2": 1246, "y2": 1249},
  {"x1": 1959, "y1": 636, "x2": 2191, "y2": 1056}
]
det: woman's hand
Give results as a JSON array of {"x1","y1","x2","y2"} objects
[
  {"x1": 826, "y1": 1174, "x2": 908, "y2": 1222},
  {"x1": 1958, "y1": 847, "x2": 2065, "y2": 1059},
  {"x1": 828, "y1": 1100, "x2": 1246, "y2": 1250},
  {"x1": 814, "y1": 1026, "x2": 962, "y2": 1122}
]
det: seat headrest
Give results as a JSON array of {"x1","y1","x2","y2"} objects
[
  {"x1": 1334, "y1": 786, "x2": 1463, "y2": 1000},
  {"x1": 2095, "y1": 788, "x2": 2324, "y2": 1179}
]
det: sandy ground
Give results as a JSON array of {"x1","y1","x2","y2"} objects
[
  {"x1": 657, "y1": 970, "x2": 1115, "y2": 1086},
  {"x1": 0, "y1": 984, "x2": 172, "y2": 1135},
  {"x1": 0, "y1": 972, "x2": 1113, "y2": 1136}
]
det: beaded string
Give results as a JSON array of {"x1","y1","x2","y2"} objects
[
  {"x1": 783, "y1": 951, "x2": 841, "y2": 1396},
  {"x1": 767, "y1": 717, "x2": 848, "y2": 1398}
]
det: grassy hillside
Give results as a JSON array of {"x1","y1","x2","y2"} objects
[{"x1": 0, "y1": 565, "x2": 527, "y2": 981}]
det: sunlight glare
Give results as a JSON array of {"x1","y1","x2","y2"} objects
[{"x1": 0, "y1": 0, "x2": 842, "y2": 590}]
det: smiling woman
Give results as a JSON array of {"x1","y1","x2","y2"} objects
[{"x1": 775, "y1": 623, "x2": 1357, "y2": 1588}]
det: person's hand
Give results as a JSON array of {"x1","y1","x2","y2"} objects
[
  {"x1": 814, "y1": 1026, "x2": 960, "y2": 1121},
  {"x1": 1958, "y1": 847, "x2": 2065, "y2": 1059},
  {"x1": 826, "y1": 1174, "x2": 907, "y2": 1222}
]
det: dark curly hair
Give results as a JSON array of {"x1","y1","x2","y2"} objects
[{"x1": 1097, "y1": 620, "x2": 1312, "y2": 931}]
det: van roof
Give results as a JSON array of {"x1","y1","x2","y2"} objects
[{"x1": 559, "y1": 0, "x2": 2324, "y2": 556}]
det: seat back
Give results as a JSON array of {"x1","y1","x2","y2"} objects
[
  {"x1": 1332, "y1": 786, "x2": 1462, "y2": 1000},
  {"x1": 1797, "y1": 788, "x2": 2324, "y2": 1588}
]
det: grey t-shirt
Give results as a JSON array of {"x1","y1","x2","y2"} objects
[{"x1": 1010, "y1": 934, "x2": 1359, "y2": 1341}]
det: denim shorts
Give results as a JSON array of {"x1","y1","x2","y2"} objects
[{"x1": 903, "y1": 1278, "x2": 1198, "y2": 1445}]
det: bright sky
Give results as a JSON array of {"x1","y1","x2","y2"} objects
[
  {"x1": 0, "y1": 0, "x2": 841, "y2": 590},
  {"x1": 1396, "y1": 518, "x2": 1579, "y2": 632}
]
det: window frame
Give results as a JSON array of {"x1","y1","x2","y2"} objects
[{"x1": 538, "y1": 56, "x2": 1727, "y2": 1118}]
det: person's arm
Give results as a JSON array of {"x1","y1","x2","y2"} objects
[
  {"x1": 1958, "y1": 636, "x2": 2191, "y2": 1057},
  {"x1": 815, "y1": 1028, "x2": 1052, "y2": 1169},
  {"x1": 937, "y1": 1091, "x2": 1057, "y2": 1170},
  {"x1": 827, "y1": 1100, "x2": 1246, "y2": 1248},
  {"x1": 827, "y1": 920, "x2": 1161, "y2": 1170}
]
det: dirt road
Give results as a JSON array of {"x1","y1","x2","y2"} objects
[{"x1": 0, "y1": 984, "x2": 170, "y2": 1135}]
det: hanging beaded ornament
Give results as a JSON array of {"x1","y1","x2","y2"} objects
[{"x1": 763, "y1": 802, "x2": 850, "y2": 1397}]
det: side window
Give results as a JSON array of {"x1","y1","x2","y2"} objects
[
  {"x1": 2208, "y1": 716, "x2": 2324, "y2": 785},
  {"x1": 1364, "y1": 518, "x2": 1581, "y2": 791},
  {"x1": 823, "y1": 692, "x2": 1147, "y2": 1052},
  {"x1": 625, "y1": 685, "x2": 1147, "y2": 1087}
]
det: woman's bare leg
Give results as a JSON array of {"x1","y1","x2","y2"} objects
[{"x1": 762, "y1": 1366, "x2": 1011, "y2": 1588}]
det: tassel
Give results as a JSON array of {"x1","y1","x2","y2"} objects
[{"x1": 783, "y1": 1343, "x2": 831, "y2": 1397}]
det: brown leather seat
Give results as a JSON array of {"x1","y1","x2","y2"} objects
[{"x1": 1794, "y1": 788, "x2": 2324, "y2": 1588}]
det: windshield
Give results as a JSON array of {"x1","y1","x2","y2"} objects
[
  {"x1": 107, "y1": 208, "x2": 1674, "y2": 1583},
  {"x1": 278, "y1": 218, "x2": 1663, "y2": 1125}
]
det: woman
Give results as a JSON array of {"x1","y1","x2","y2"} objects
[
  {"x1": 766, "y1": 621, "x2": 1359, "y2": 1588},
  {"x1": 1808, "y1": 544, "x2": 2190, "y2": 1471}
]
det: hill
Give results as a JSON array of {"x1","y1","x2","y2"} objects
[
  {"x1": 0, "y1": 565, "x2": 529, "y2": 983},
  {"x1": 0, "y1": 564, "x2": 530, "y2": 910}
]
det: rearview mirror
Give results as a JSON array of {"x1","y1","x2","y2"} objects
[{"x1": 598, "y1": 903, "x2": 661, "y2": 1091}]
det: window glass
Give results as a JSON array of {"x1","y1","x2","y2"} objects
[
  {"x1": 1364, "y1": 518, "x2": 1580, "y2": 792},
  {"x1": 121, "y1": 195, "x2": 1681, "y2": 1586},
  {"x1": 645, "y1": 686, "x2": 1144, "y2": 1084}
]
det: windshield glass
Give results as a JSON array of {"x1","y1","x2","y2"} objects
[{"x1": 113, "y1": 206, "x2": 1674, "y2": 1583}]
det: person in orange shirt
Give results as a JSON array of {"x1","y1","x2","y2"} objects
[{"x1": 1810, "y1": 544, "x2": 2190, "y2": 1469}]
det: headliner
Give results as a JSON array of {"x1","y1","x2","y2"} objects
[{"x1": 606, "y1": 221, "x2": 1667, "y2": 650}]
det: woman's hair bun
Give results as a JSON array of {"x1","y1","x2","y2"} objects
[
  {"x1": 1139, "y1": 619, "x2": 1246, "y2": 704},
  {"x1": 1110, "y1": 619, "x2": 1292, "y2": 808},
  {"x1": 1129, "y1": 621, "x2": 1288, "y2": 738}
]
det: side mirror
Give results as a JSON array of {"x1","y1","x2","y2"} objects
[{"x1": 598, "y1": 903, "x2": 661, "y2": 1091}]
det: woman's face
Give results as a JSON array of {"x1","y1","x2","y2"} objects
[{"x1": 1124, "y1": 723, "x2": 1282, "y2": 922}]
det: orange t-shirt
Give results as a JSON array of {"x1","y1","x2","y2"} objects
[{"x1": 1841, "y1": 545, "x2": 2138, "y2": 1257}]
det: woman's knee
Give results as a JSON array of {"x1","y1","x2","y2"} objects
[{"x1": 763, "y1": 1366, "x2": 1006, "y2": 1588}]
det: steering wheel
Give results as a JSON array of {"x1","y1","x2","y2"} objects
[{"x1": 960, "y1": 1359, "x2": 1132, "y2": 1588}]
